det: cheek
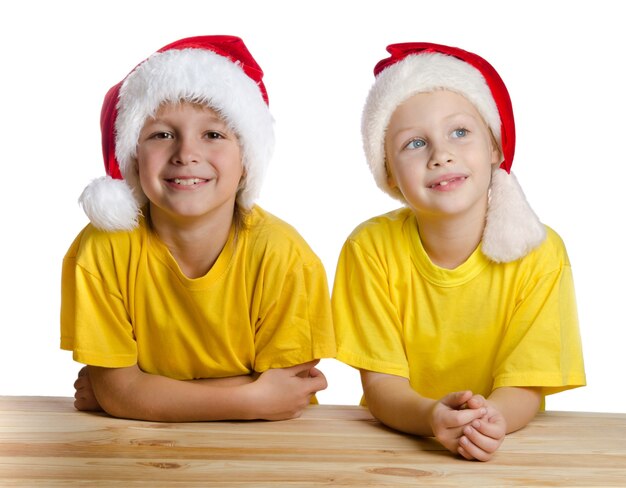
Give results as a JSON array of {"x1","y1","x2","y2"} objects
[
  {"x1": 392, "y1": 163, "x2": 426, "y2": 197},
  {"x1": 135, "y1": 157, "x2": 161, "y2": 194},
  {"x1": 136, "y1": 160, "x2": 150, "y2": 182},
  {"x1": 136, "y1": 148, "x2": 162, "y2": 173},
  {"x1": 226, "y1": 151, "x2": 245, "y2": 180},
  {"x1": 224, "y1": 158, "x2": 244, "y2": 183}
]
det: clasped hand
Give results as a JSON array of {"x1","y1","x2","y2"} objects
[{"x1": 429, "y1": 390, "x2": 506, "y2": 461}]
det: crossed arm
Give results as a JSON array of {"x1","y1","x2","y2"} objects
[
  {"x1": 74, "y1": 361, "x2": 327, "y2": 422},
  {"x1": 361, "y1": 371, "x2": 542, "y2": 461}
]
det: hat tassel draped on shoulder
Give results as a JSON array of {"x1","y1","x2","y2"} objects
[{"x1": 484, "y1": 168, "x2": 546, "y2": 262}]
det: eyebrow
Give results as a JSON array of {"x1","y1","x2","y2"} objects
[
  {"x1": 392, "y1": 111, "x2": 479, "y2": 132},
  {"x1": 145, "y1": 113, "x2": 228, "y2": 127}
]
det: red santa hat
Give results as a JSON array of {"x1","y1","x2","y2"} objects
[
  {"x1": 362, "y1": 42, "x2": 545, "y2": 262},
  {"x1": 79, "y1": 35, "x2": 274, "y2": 231}
]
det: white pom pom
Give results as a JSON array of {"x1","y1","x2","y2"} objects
[
  {"x1": 482, "y1": 168, "x2": 546, "y2": 263},
  {"x1": 79, "y1": 176, "x2": 141, "y2": 231}
]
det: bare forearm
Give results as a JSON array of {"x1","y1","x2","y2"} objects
[
  {"x1": 87, "y1": 361, "x2": 326, "y2": 422},
  {"x1": 89, "y1": 366, "x2": 256, "y2": 422},
  {"x1": 189, "y1": 375, "x2": 256, "y2": 387},
  {"x1": 487, "y1": 386, "x2": 542, "y2": 433},
  {"x1": 361, "y1": 371, "x2": 436, "y2": 435}
]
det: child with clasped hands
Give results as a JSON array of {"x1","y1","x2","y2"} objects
[
  {"x1": 61, "y1": 36, "x2": 336, "y2": 422},
  {"x1": 332, "y1": 43, "x2": 585, "y2": 460}
]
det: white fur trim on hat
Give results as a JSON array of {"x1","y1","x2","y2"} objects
[
  {"x1": 116, "y1": 48, "x2": 274, "y2": 209},
  {"x1": 79, "y1": 47, "x2": 275, "y2": 232},
  {"x1": 362, "y1": 50, "x2": 546, "y2": 262},
  {"x1": 362, "y1": 52, "x2": 501, "y2": 202},
  {"x1": 483, "y1": 168, "x2": 546, "y2": 262}
]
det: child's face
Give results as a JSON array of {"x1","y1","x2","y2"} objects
[
  {"x1": 384, "y1": 90, "x2": 500, "y2": 220},
  {"x1": 136, "y1": 101, "x2": 243, "y2": 226}
]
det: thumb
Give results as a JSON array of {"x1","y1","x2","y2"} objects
[
  {"x1": 285, "y1": 359, "x2": 321, "y2": 377},
  {"x1": 305, "y1": 369, "x2": 328, "y2": 393},
  {"x1": 441, "y1": 390, "x2": 473, "y2": 409},
  {"x1": 465, "y1": 394, "x2": 487, "y2": 410},
  {"x1": 308, "y1": 366, "x2": 324, "y2": 378}
]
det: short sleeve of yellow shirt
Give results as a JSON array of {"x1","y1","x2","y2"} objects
[
  {"x1": 61, "y1": 206, "x2": 336, "y2": 380},
  {"x1": 332, "y1": 208, "x2": 585, "y2": 400}
]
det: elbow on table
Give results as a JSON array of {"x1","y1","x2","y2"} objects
[{"x1": 88, "y1": 365, "x2": 159, "y2": 421}]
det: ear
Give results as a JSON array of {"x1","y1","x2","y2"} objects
[
  {"x1": 132, "y1": 158, "x2": 141, "y2": 176},
  {"x1": 490, "y1": 131, "x2": 502, "y2": 167},
  {"x1": 236, "y1": 165, "x2": 248, "y2": 192},
  {"x1": 384, "y1": 156, "x2": 398, "y2": 189}
]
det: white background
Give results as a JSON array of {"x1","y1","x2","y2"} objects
[{"x1": 1, "y1": 0, "x2": 624, "y2": 413}]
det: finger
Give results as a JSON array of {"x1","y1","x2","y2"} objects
[
  {"x1": 445, "y1": 407, "x2": 487, "y2": 428},
  {"x1": 75, "y1": 396, "x2": 100, "y2": 412},
  {"x1": 305, "y1": 372, "x2": 328, "y2": 393},
  {"x1": 463, "y1": 425, "x2": 502, "y2": 455},
  {"x1": 457, "y1": 444, "x2": 476, "y2": 461},
  {"x1": 74, "y1": 393, "x2": 88, "y2": 410},
  {"x1": 77, "y1": 366, "x2": 88, "y2": 377},
  {"x1": 469, "y1": 418, "x2": 505, "y2": 440},
  {"x1": 458, "y1": 435, "x2": 494, "y2": 462},
  {"x1": 74, "y1": 374, "x2": 93, "y2": 390}
]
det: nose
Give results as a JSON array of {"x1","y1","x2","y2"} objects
[
  {"x1": 171, "y1": 137, "x2": 201, "y2": 165},
  {"x1": 427, "y1": 142, "x2": 454, "y2": 169}
]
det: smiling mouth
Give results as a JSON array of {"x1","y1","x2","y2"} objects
[
  {"x1": 429, "y1": 176, "x2": 467, "y2": 189},
  {"x1": 168, "y1": 178, "x2": 207, "y2": 186}
]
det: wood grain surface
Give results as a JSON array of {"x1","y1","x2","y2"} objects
[{"x1": 1, "y1": 396, "x2": 624, "y2": 486}]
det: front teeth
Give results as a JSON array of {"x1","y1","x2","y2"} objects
[
  {"x1": 173, "y1": 178, "x2": 202, "y2": 186},
  {"x1": 430, "y1": 180, "x2": 450, "y2": 188}
]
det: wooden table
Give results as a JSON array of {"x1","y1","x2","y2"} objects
[{"x1": 1, "y1": 396, "x2": 625, "y2": 486}]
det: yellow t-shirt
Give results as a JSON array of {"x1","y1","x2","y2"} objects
[
  {"x1": 332, "y1": 208, "x2": 585, "y2": 401},
  {"x1": 61, "y1": 206, "x2": 336, "y2": 380}
]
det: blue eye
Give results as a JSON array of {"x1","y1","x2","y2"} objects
[
  {"x1": 452, "y1": 128, "x2": 468, "y2": 138},
  {"x1": 405, "y1": 139, "x2": 426, "y2": 150}
]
